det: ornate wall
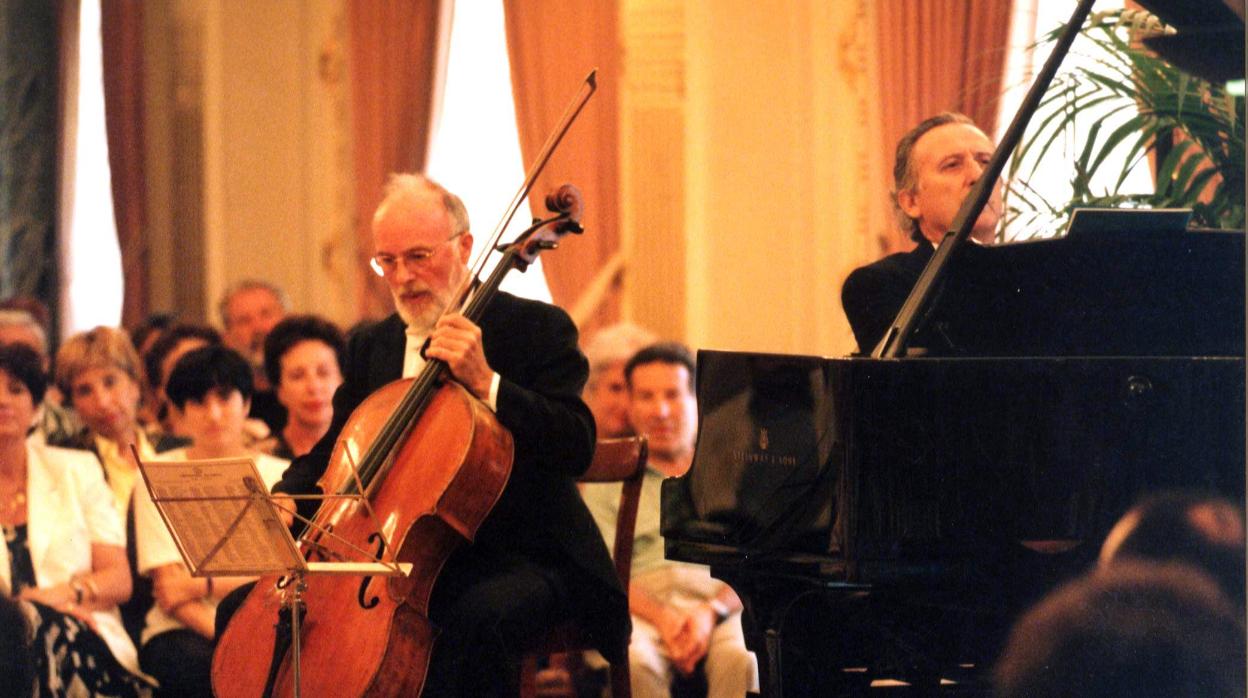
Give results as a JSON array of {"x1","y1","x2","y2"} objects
[
  {"x1": 139, "y1": 0, "x2": 892, "y2": 358},
  {"x1": 143, "y1": 0, "x2": 357, "y2": 328},
  {"x1": 622, "y1": 0, "x2": 887, "y2": 357}
]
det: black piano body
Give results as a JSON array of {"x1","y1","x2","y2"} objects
[{"x1": 661, "y1": 228, "x2": 1245, "y2": 695}]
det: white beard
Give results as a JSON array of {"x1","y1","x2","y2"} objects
[
  {"x1": 389, "y1": 265, "x2": 469, "y2": 333},
  {"x1": 392, "y1": 292, "x2": 439, "y2": 334},
  {"x1": 391, "y1": 280, "x2": 461, "y2": 335}
]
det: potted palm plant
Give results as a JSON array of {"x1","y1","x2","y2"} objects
[{"x1": 1005, "y1": 9, "x2": 1244, "y2": 239}]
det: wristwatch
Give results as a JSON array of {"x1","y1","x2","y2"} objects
[{"x1": 707, "y1": 598, "x2": 732, "y2": 625}]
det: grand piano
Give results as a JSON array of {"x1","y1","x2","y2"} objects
[
  {"x1": 662, "y1": 0, "x2": 1244, "y2": 690},
  {"x1": 661, "y1": 222, "x2": 1244, "y2": 694},
  {"x1": 661, "y1": 0, "x2": 1244, "y2": 690}
]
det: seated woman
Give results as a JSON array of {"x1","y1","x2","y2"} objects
[
  {"x1": 132, "y1": 346, "x2": 289, "y2": 698},
  {"x1": 140, "y1": 323, "x2": 221, "y2": 438},
  {"x1": 260, "y1": 315, "x2": 346, "y2": 459},
  {"x1": 54, "y1": 326, "x2": 186, "y2": 518},
  {"x1": 0, "y1": 344, "x2": 151, "y2": 696},
  {"x1": 55, "y1": 326, "x2": 188, "y2": 648}
]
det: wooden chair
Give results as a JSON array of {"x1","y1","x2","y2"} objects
[{"x1": 519, "y1": 436, "x2": 649, "y2": 698}]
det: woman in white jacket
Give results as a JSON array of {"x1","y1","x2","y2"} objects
[{"x1": 0, "y1": 344, "x2": 151, "y2": 696}]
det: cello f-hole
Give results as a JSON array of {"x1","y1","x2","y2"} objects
[{"x1": 357, "y1": 532, "x2": 386, "y2": 610}]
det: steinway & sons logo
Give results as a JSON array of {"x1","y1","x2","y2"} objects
[{"x1": 730, "y1": 427, "x2": 796, "y2": 467}]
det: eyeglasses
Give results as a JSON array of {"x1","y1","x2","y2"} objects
[{"x1": 369, "y1": 231, "x2": 465, "y2": 277}]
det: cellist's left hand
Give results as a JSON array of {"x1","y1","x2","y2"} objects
[{"x1": 427, "y1": 313, "x2": 495, "y2": 401}]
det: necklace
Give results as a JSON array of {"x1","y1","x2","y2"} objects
[
  {"x1": 0, "y1": 489, "x2": 25, "y2": 524},
  {"x1": 0, "y1": 453, "x2": 29, "y2": 524}
]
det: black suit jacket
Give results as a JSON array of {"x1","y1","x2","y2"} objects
[
  {"x1": 841, "y1": 243, "x2": 933, "y2": 354},
  {"x1": 274, "y1": 291, "x2": 629, "y2": 661}
]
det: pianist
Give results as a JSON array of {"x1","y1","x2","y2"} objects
[
  {"x1": 841, "y1": 111, "x2": 1003, "y2": 353},
  {"x1": 582, "y1": 342, "x2": 757, "y2": 697}
]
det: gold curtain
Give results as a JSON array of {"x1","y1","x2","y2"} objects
[
  {"x1": 874, "y1": 0, "x2": 1014, "y2": 252},
  {"x1": 348, "y1": 0, "x2": 448, "y2": 319},
  {"x1": 502, "y1": 0, "x2": 620, "y2": 332},
  {"x1": 101, "y1": 0, "x2": 147, "y2": 329}
]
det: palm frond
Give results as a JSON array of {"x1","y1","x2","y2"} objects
[{"x1": 1006, "y1": 8, "x2": 1244, "y2": 236}]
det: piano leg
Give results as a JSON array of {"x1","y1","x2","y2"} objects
[
  {"x1": 715, "y1": 568, "x2": 870, "y2": 698},
  {"x1": 718, "y1": 568, "x2": 788, "y2": 697}
]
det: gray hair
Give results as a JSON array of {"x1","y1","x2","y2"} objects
[
  {"x1": 0, "y1": 310, "x2": 47, "y2": 355},
  {"x1": 218, "y1": 279, "x2": 291, "y2": 328},
  {"x1": 375, "y1": 173, "x2": 470, "y2": 236},
  {"x1": 583, "y1": 323, "x2": 658, "y2": 387},
  {"x1": 892, "y1": 111, "x2": 976, "y2": 243}
]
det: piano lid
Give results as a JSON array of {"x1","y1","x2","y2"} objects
[
  {"x1": 1135, "y1": 0, "x2": 1243, "y2": 30},
  {"x1": 915, "y1": 227, "x2": 1245, "y2": 358},
  {"x1": 662, "y1": 350, "x2": 839, "y2": 555},
  {"x1": 1136, "y1": 0, "x2": 1245, "y2": 84}
]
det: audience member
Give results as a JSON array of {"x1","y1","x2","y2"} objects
[
  {"x1": 259, "y1": 315, "x2": 345, "y2": 459},
  {"x1": 55, "y1": 327, "x2": 186, "y2": 516},
  {"x1": 582, "y1": 322, "x2": 657, "y2": 438},
  {"x1": 219, "y1": 279, "x2": 290, "y2": 433},
  {"x1": 0, "y1": 593, "x2": 35, "y2": 698},
  {"x1": 132, "y1": 345, "x2": 289, "y2": 697},
  {"x1": 55, "y1": 327, "x2": 190, "y2": 647},
  {"x1": 0, "y1": 296, "x2": 51, "y2": 333},
  {"x1": 583, "y1": 342, "x2": 757, "y2": 698},
  {"x1": 142, "y1": 324, "x2": 222, "y2": 437},
  {"x1": 0, "y1": 297, "x2": 55, "y2": 393},
  {"x1": 995, "y1": 562, "x2": 1245, "y2": 698},
  {"x1": 0, "y1": 309, "x2": 81, "y2": 445},
  {"x1": 129, "y1": 313, "x2": 177, "y2": 361},
  {"x1": 1099, "y1": 490, "x2": 1245, "y2": 611},
  {"x1": 0, "y1": 309, "x2": 47, "y2": 358},
  {"x1": 0, "y1": 344, "x2": 151, "y2": 695},
  {"x1": 218, "y1": 280, "x2": 289, "y2": 386},
  {"x1": 129, "y1": 313, "x2": 178, "y2": 429}
]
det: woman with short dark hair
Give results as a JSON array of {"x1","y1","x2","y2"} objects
[
  {"x1": 261, "y1": 315, "x2": 346, "y2": 459},
  {"x1": 0, "y1": 344, "x2": 152, "y2": 695},
  {"x1": 133, "y1": 346, "x2": 289, "y2": 697}
]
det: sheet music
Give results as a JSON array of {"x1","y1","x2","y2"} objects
[{"x1": 140, "y1": 457, "x2": 304, "y2": 576}]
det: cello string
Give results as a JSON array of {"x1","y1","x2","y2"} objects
[{"x1": 348, "y1": 240, "x2": 526, "y2": 497}]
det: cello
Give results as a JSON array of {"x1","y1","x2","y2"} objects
[{"x1": 212, "y1": 76, "x2": 597, "y2": 697}]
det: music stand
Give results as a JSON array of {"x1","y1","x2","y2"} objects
[{"x1": 134, "y1": 452, "x2": 410, "y2": 698}]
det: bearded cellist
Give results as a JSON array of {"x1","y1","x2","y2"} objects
[{"x1": 248, "y1": 173, "x2": 630, "y2": 695}]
